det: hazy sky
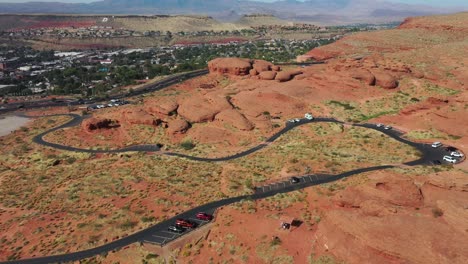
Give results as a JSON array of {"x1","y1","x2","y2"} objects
[{"x1": 0, "y1": 0, "x2": 467, "y2": 8}]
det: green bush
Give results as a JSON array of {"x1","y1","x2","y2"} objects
[{"x1": 180, "y1": 139, "x2": 195, "y2": 150}]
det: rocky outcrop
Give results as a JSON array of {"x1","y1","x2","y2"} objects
[
  {"x1": 177, "y1": 94, "x2": 231, "y2": 123},
  {"x1": 215, "y1": 109, "x2": 254, "y2": 131},
  {"x1": 208, "y1": 58, "x2": 252, "y2": 76},
  {"x1": 121, "y1": 109, "x2": 159, "y2": 126},
  {"x1": 145, "y1": 99, "x2": 179, "y2": 115},
  {"x1": 252, "y1": 60, "x2": 273, "y2": 72},
  {"x1": 275, "y1": 70, "x2": 303, "y2": 82},
  {"x1": 349, "y1": 69, "x2": 376, "y2": 85},
  {"x1": 249, "y1": 69, "x2": 258, "y2": 76},
  {"x1": 372, "y1": 71, "x2": 399, "y2": 89},
  {"x1": 259, "y1": 71, "x2": 277, "y2": 80},
  {"x1": 82, "y1": 118, "x2": 120, "y2": 132},
  {"x1": 167, "y1": 119, "x2": 190, "y2": 134},
  {"x1": 316, "y1": 173, "x2": 468, "y2": 264}
]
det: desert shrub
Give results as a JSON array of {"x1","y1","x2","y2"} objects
[
  {"x1": 270, "y1": 236, "x2": 282, "y2": 247},
  {"x1": 432, "y1": 208, "x2": 444, "y2": 218},
  {"x1": 180, "y1": 139, "x2": 195, "y2": 150}
]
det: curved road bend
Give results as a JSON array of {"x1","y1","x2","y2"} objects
[{"x1": 1, "y1": 115, "x2": 458, "y2": 264}]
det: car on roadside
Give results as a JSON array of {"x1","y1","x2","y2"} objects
[
  {"x1": 432, "y1": 160, "x2": 442, "y2": 165},
  {"x1": 294, "y1": 118, "x2": 301, "y2": 122},
  {"x1": 376, "y1": 123, "x2": 384, "y2": 128},
  {"x1": 384, "y1": 125, "x2": 392, "y2": 130},
  {"x1": 196, "y1": 212, "x2": 213, "y2": 221},
  {"x1": 168, "y1": 225, "x2": 184, "y2": 233},
  {"x1": 443, "y1": 155, "x2": 457, "y2": 164},
  {"x1": 305, "y1": 113, "x2": 314, "y2": 120},
  {"x1": 290, "y1": 177, "x2": 300, "y2": 184},
  {"x1": 176, "y1": 218, "x2": 197, "y2": 229},
  {"x1": 450, "y1": 151, "x2": 464, "y2": 158},
  {"x1": 431, "y1": 142, "x2": 442, "y2": 148}
]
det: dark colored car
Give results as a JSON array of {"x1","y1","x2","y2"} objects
[
  {"x1": 290, "y1": 177, "x2": 300, "y2": 184},
  {"x1": 176, "y1": 218, "x2": 197, "y2": 228},
  {"x1": 168, "y1": 225, "x2": 184, "y2": 233},
  {"x1": 196, "y1": 212, "x2": 213, "y2": 221}
]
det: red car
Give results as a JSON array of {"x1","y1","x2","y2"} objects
[
  {"x1": 196, "y1": 212, "x2": 213, "y2": 221},
  {"x1": 175, "y1": 218, "x2": 197, "y2": 228}
]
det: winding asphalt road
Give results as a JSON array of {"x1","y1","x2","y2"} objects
[{"x1": 1, "y1": 111, "x2": 461, "y2": 264}]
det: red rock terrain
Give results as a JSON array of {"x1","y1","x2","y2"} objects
[{"x1": 9, "y1": 12, "x2": 467, "y2": 263}]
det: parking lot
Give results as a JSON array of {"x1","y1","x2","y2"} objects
[
  {"x1": 142, "y1": 210, "x2": 215, "y2": 246},
  {"x1": 254, "y1": 174, "x2": 329, "y2": 194}
]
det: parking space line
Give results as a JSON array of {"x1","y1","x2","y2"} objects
[
  {"x1": 308, "y1": 175, "x2": 313, "y2": 182},
  {"x1": 151, "y1": 234, "x2": 172, "y2": 240},
  {"x1": 313, "y1": 175, "x2": 319, "y2": 181},
  {"x1": 160, "y1": 231, "x2": 177, "y2": 237}
]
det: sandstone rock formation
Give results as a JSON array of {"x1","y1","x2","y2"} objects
[
  {"x1": 208, "y1": 58, "x2": 252, "y2": 76},
  {"x1": 167, "y1": 119, "x2": 190, "y2": 135},
  {"x1": 121, "y1": 109, "x2": 159, "y2": 126},
  {"x1": 349, "y1": 69, "x2": 376, "y2": 85},
  {"x1": 372, "y1": 70, "x2": 398, "y2": 89},
  {"x1": 82, "y1": 118, "x2": 119, "y2": 132},
  {"x1": 252, "y1": 60, "x2": 273, "y2": 72},
  {"x1": 215, "y1": 109, "x2": 254, "y2": 131},
  {"x1": 259, "y1": 71, "x2": 277, "y2": 80},
  {"x1": 249, "y1": 69, "x2": 258, "y2": 76},
  {"x1": 145, "y1": 98, "x2": 179, "y2": 115}
]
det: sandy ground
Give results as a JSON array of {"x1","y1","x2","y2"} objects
[{"x1": 0, "y1": 115, "x2": 30, "y2": 137}]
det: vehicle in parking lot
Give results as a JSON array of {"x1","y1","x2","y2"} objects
[
  {"x1": 384, "y1": 125, "x2": 392, "y2": 130},
  {"x1": 376, "y1": 123, "x2": 384, "y2": 128},
  {"x1": 432, "y1": 142, "x2": 442, "y2": 148},
  {"x1": 443, "y1": 155, "x2": 457, "y2": 163},
  {"x1": 450, "y1": 151, "x2": 464, "y2": 158},
  {"x1": 176, "y1": 218, "x2": 197, "y2": 228},
  {"x1": 432, "y1": 160, "x2": 442, "y2": 165},
  {"x1": 168, "y1": 225, "x2": 184, "y2": 233},
  {"x1": 294, "y1": 118, "x2": 300, "y2": 122},
  {"x1": 305, "y1": 113, "x2": 314, "y2": 120},
  {"x1": 196, "y1": 212, "x2": 213, "y2": 221},
  {"x1": 290, "y1": 177, "x2": 300, "y2": 184}
]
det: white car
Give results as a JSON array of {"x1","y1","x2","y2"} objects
[
  {"x1": 288, "y1": 119, "x2": 296, "y2": 123},
  {"x1": 450, "y1": 151, "x2": 464, "y2": 158},
  {"x1": 294, "y1": 118, "x2": 301, "y2": 122},
  {"x1": 431, "y1": 142, "x2": 442, "y2": 148},
  {"x1": 384, "y1": 125, "x2": 392, "y2": 130},
  {"x1": 305, "y1": 113, "x2": 314, "y2": 120},
  {"x1": 376, "y1": 123, "x2": 384, "y2": 128},
  {"x1": 443, "y1": 155, "x2": 457, "y2": 164}
]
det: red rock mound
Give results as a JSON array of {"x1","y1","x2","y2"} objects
[
  {"x1": 259, "y1": 71, "x2": 277, "y2": 80},
  {"x1": 167, "y1": 119, "x2": 190, "y2": 135},
  {"x1": 208, "y1": 58, "x2": 252, "y2": 76},
  {"x1": 82, "y1": 118, "x2": 120, "y2": 132},
  {"x1": 349, "y1": 69, "x2": 376, "y2": 85},
  {"x1": 372, "y1": 70, "x2": 399, "y2": 89},
  {"x1": 177, "y1": 93, "x2": 231, "y2": 123},
  {"x1": 252, "y1": 60, "x2": 273, "y2": 72},
  {"x1": 215, "y1": 109, "x2": 254, "y2": 131},
  {"x1": 121, "y1": 108, "x2": 159, "y2": 126},
  {"x1": 145, "y1": 98, "x2": 178, "y2": 115}
]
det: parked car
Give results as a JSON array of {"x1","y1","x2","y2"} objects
[
  {"x1": 443, "y1": 155, "x2": 457, "y2": 164},
  {"x1": 294, "y1": 118, "x2": 300, "y2": 122},
  {"x1": 196, "y1": 212, "x2": 213, "y2": 221},
  {"x1": 432, "y1": 160, "x2": 442, "y2": 165},
  {"x1": 376, "y1": 123, "x2": 384, "y2": 128},
  {"x1": 305, "y1": 113, "x2": 314, "y2": 120},
  {"x1": 167, "y1": 225, "x2": 184, "y2": 233},
  {"x1": 176, "y1": 218, "x2": 197, "y2": 228},
  {"x1": 450, "y1": 151, "x2": 464, "y2": 158},
  {"x1": 290, "y1": 177, "x2": 300, "y2": 184},
  {"x1": 384, "y1": 125, "x2": 392, "y2": 130},
  {"x1": 432, "y1": 142, "x2": 442, "y2": 148}
]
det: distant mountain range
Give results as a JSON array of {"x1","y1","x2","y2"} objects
[{"x1": 0, "y1": 0, "x2": 461, "y2": 25}]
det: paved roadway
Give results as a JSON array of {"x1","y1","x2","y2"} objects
[{"x1": 1, "y1": 112, "x2": 462, "y2": 264}]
